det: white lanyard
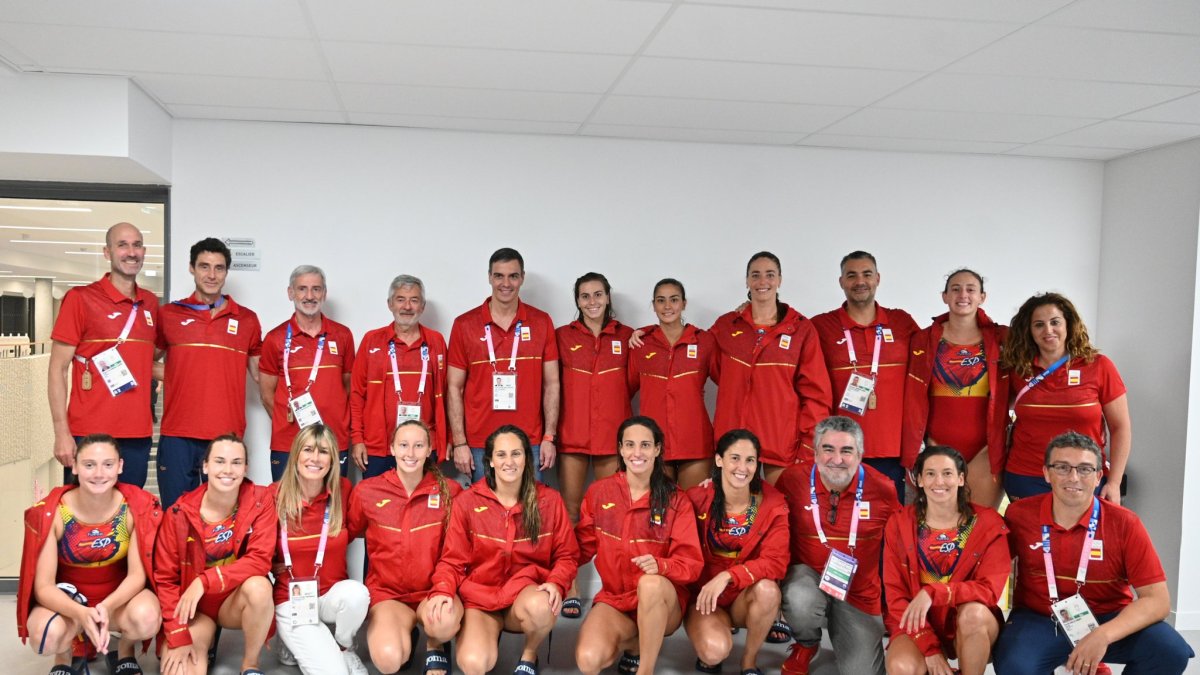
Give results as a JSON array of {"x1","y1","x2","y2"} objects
[
  {"x1": 1042, "y1": 497, "x2": 1100, "y2": 603},
  {"x1": 388, "y1": 340, "x2": 429, "y2": 401},
  {"x1": 842, "y1": 325, "x2": 882, "y2": 378},
  {"x1": 809, "y1": 466, "x2": 866, "y2": 552},
  {"x1": 280, "y1": 503, "x2": 331, "y2": 578},
  {"x1": 75, "y1": 302, "x2": 140, "y2": 367},
  {"x1": 484, "y1": 321, "x2": 521, "y2": 372},
  {"x1": 283, "y1": 324, "x2": 326, "y2": 398}
]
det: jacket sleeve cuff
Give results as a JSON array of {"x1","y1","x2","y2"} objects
[
  {"x1": 923, "y1": 583, "x2": 950, "y2": 606},
  {"x1": 165, "y1": 623, "x2": 194, "y2": 649}
]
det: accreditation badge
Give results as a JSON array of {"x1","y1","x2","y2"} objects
[
  {"x1": 1051, "y1": 594, "x2": 1100, "y2": 646},
  {"x1": 287, "y1": 578, "x2": 320, "y2": 626},
  {"x1": 492, "y1": 372, "x2": 517, "y2": 410},
  {"x1": 838, "y1": 372, "x2": 875, "y2": 416},
  {"x1": 396, "y1": 403, "x2": 422, "y2": 424},
  {"x1": 818, "y1": 548, "x2": 858, "y2": 602},
  {"x1": 93, "y1": 346, "x2": 138, "y2": 396},
  {"x1": 289, "y1": 392, "x2": 323, "y2": 428}
]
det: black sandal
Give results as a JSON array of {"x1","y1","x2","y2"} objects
[
  {"x1": 48, "y1": 666, "x2": 78, "y2": 675},
  {"x1": 560, "y1": 596, "x2": 583, "y2": 619},
  {"x1": 423, "y1": 644, "x2": 451, "y2": 674},
  {"x1": 696, "y1": 657, "x2": 723, "y2": 673},
  {"x1": 513, "y1": 658, "x2": 539, "y2": 675},
  {"x1": 110, "y1": 657, "x2": 142, "y2": 675},
  {"x1": 617, "y1": 651, "x2": 640, "y2": 675},
  {"x1": 741, "y1": 669, "x2": 765, "y2": 675},
  {"x1": 765, "y1": 618, "x2": 793, "y2": 644}
]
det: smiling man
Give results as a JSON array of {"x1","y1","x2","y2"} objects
[
  {"x1": 995, "y1": 431, "x2": 1193, "y2": 675},
  {"x1": 258, "y1": 265, "x2": 355, "y2": 481},
  {"x1": 48, "y1": 222, "x2": 160, "y2": 486},
  {"x1": 156, "y1": 237, "x2": 262, "y2": 507}
]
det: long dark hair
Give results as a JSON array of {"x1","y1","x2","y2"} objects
[
  {"x1": 484, "y1": 425, "x2": 541, "y2": 543},
  {"x1": 914, "y1": 446, "x2": 973, "y2": 527},
  {"x1": 573, "y1": 272, "x2": 615, "y2": 325},
  {"x1": 616, "y1": 416, "x2": 675, "y2": 526},
  {"x1": 391, "y1": 420, "x2": 453, "y2": 524},
  {"x1": 1000, "y1": 292, "x2": 1098, "y2": 378},
  {"x1": 710, "y1": 429, "x2": 763, "y2": 529}
]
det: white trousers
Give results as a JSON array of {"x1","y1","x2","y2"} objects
[{"x1": 274, "y1": 579, "x2": 370, "y2": 674}]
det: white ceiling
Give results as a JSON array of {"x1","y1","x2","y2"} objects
[{"x1": 1, "y1": 0, "x2": 1199, "y2": 160}]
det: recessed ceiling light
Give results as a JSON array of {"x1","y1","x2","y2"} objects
[{"x1": 0, "y1": 205, "x2": 91, "y2": 213}]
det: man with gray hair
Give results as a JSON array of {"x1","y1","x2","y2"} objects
[
  {"x1": 259, "y1": 264, "x2": 356, "y2": 480},
  {"x1": 775, "y1": 415, "x2": 900, "y2": 674},
  {"x1": 349, "y1": 274, "x2": 447, "y2": 478}
]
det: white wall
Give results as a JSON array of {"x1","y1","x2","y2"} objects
[
  {"x1": 1101, "y1": 137, "x2": 1200, "y2": 627},
  {"x1": 171, "y1": 119, "x2": 1105, "y2": 483}
]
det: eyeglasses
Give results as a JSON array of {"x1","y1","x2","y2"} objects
[
  {"x1": 827, "y1": 491, "x2": 840, "y2": 524},
  {"x1": 1046, "y1": 462, "x2": 1099, "y2": 478}
]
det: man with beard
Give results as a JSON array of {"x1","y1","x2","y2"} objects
[{"x1": 259, "y1": 265, "x2": 356, "y2": 480}]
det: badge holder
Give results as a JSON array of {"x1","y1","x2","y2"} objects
[
  {"x1": 289, "y1": 393, "x2": 323, "y2": 429},
  {"x1": 838, "y1": 372, "x2": 875, "y2": 416},
  {"x1": 93, "y1": 345, "x2": 138, "y2": 396},
  {"x1": 397, "y1": 402, "x2": 423, "y2": 423},
  {"x1": 818, "y1": 548, "x2": 858, "y2": 601},
  {"x1": 1051, "y1": 594, "x2": 1100, "y2": 646},
  {"x1": 492, "y1": 372, "x2": 517, "y2": 411},
  {"x1": 286, "y1": 577, "x2": 320, "y2": 626}
]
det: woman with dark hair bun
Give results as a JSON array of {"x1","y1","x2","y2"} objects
[
  {"x1": 685, "y1": 429, "x2": 789, "y2": 675},
  {"x1": 999, "y1": 292, "x2": 1130, "y2": 502},
  {"x1": 882, "y1": 446, "x2": 1009, "y2": 675},
  {"x1": 575, "y1": 416, "x2": 704, "y2": 675}
]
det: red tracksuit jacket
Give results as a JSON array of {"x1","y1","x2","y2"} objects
[
  {"x1": 576, "y1": 473, "x2": 703, "y2": 612},
  {"x1": 556, "y1": 319, "x2": 635, "y2": 456},
  {"x1": 686, "y1": 483, "x2": 790, "y2": 602},
  {"x1": 628, "y1": 324, "x2": 719, "y2": 461},
  {"x1": 430, "y1": 481, "x2": 579, "y2": 611}
]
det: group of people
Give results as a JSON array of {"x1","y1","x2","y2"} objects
[{"x1": 19, "y1": 221, "x2": 1193, "y2": 674}]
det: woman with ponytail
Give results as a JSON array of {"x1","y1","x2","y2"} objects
[
  {"x1": 882, "y1": 446, "x2": 1009, "y2": 675},
  {"x1": 428, "y1": 425, "x2": 578, "y2": 675},
  {"x1": 574, "y1": 416, "x2": 704, "y2": 675},
  {"x1": 347, "y1": 420, "x2": 460, "y2": 675}
]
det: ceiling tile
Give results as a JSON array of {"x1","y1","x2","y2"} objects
[
  {"x1": 1040, "y1": 119, "x2": 1200, "y2": 149},
  {"x1": 947, "y1": 25, "x2": 1200, "y2": 86},
  {"x1": 877, "y1": 73, "x2": 1193, "y2": 118},
  {"x1": 581, "y1": 124, "x2": 806, "y2": 145},
  {"x1": 679, "y1": 0, "x2": 1073, "y2": 23},
  {"x1": 338, "y1": 83, "x2": 601, "y2": 122},
  {"x1": 0, "y1": 23, "x2": 327, "y2": 79},
  {"x1": 800, "y1": 134, "x2": 1023, "y2": 154},
  {"x1": 136, "y1": 74, "x2": 341, "y2": 110},
  {"x1": 324, "y1": 42, "x2": 627, "y2": 92},
  {"x1": 646, "y1": 6, "x2": 1018, "y2": 70},
  {"x1": 1123, "y1": 91, "x2": 1200, "y2": 124},
  {"x1": 1042, "y1": 0, "x2": 1200, "y2": 36},
  {"x1": 0, "y1": 1, "x2": 311, "y2": 38},
  {"x1": 307, "y1": 0, "x2": 668, "y2": 53},
  {"x1": 614, "y1": 57, "x2": 922, "y2": 106},
  {"x1": 822, "y1": 108, "x2": 1097, "y2": 143},
  {"x1": 590, "y1": 95, "x2": 856, "y2": 133},
  {"x1": 168, "y1": 104, "x2": 346, "y2": 124},
  {"x1": 347, "y1": 113, "x2": 580, "y2": 135},
  {"x1": 1003, "y1": 144, "x2": 1130, "y2": 160}
]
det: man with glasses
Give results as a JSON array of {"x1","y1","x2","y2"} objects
[
  {"x1": 775, "y1": 415, "x2": 900, "y2": 674},
  {"x1": 995, "y1": 431, "x2": 1193, "y2": 674}
]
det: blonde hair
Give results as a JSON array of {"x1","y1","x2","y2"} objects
[{"x1": 275, "y1": 424, "x2": 344, "y2": 536}]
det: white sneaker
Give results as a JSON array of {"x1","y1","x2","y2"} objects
[
  {"x1": 342, "y1": 649, "x2": 368, "y2": 675},
  {"x1": 276, "y1": 639, "x2": 297, "y2": 667}
]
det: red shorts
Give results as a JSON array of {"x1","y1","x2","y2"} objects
[{"x1": 196, "y1": 588, "x2": 236, "y2": 621}]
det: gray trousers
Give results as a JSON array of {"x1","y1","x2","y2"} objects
[{"x1": 781, "y1": 563, "x2": 885, "y2": 675}]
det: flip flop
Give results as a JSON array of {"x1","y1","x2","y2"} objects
[
  {"x1": 696, "y1": 657, "x2": 723, "y2": 673},
  {"x1": 560, "y1": 597, "x2": 583, "y2": 619},
  {"x1": 513, "y1": 658, "x2": 539, "y2": 675},
  {"x1": 618, "y1": 651, "x2": 640, "y2": 675},
  {"x1": 765, "y1": 618, "x2": 793, "y2": 644},
  {"x1": 423, "y1": 644, "x2": 451, "y2": 674}
]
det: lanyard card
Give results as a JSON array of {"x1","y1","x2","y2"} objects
[
  {"x1": 289, "y1": 392, "x2": 323, "y2": 429},
  {"x1": 1051, "y1": 594, "x2": 1100, "y2": 646},
  {"x1": 492, "y1": 372, "x2": 517, "y2": 411},
  {"x1": 838, "y1": 372, "x2": 875, "y2": 416},
  {"x1": 818, "y1": 548, "x2": 858, "y2": 602},
  {"x1": 92, "y1": 346, "x2": 138, "y2": 396},
  {"x1": 396, "y1": 403, "x2": 422, "y2": 423},
  {"x1": 286, "y1": 577, "x2": 320, "y2": 626}
]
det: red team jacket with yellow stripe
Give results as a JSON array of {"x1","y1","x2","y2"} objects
[
  {"x1": 686, "y1": 482, "x2": 790, "y2": 600},
  {"x1": 556, "y1": 320, "x2": 634, "y2": 456},
  {"x1": 628, "y1": 324, "x2": 719, "y2": 461}
]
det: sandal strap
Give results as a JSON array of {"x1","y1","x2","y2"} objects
[{"x1": 514, "y1": 659, "x2": 539, "y2": 675}]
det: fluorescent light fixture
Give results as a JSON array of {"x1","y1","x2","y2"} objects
[
  {"x1": 11, "y1": 239, "x2": 163, "y2": 247},
  {"x1": 144, "y1": 270, "x2": 158, "y2": 277},
  {"x1": 63, "y1": 251, "x2": 163, "y2": 259},
  {"x1": 0, "y1": 205, "x2": 91, "y2": 213},
  {"x1": 0, "y1": 225, "x2": 153, "y2": 235},
  {"x1": 52, "y1": 281, "x2": 89, "y2": 286},
  {"x1": 0, "y1": 275, "x2": 57, "y2": 279}
]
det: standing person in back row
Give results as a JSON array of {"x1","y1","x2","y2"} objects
[
  {"x1": 447, "y1": 247, "x2": 560, "y2": 481},
  {"x1": 811, "y1": 251, "x2": 919, "y2": 502},
  {"x1": 259, "y1": 265, "x2": 355, "y2": 481},
  {"x1": 49, "y1": 222, "x2": 159, "y2": 487},
  {"x1": 157, "y1": 238, "x2": 262, "y2": 508}
]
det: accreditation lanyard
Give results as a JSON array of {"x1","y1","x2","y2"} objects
[
  {"x1": 388, "y1": 340, "x2": 429, "y2": 401},
  {"x1": 280, "y1": 503, "x2": 331, "y2": 579},
  {"x1": 1041, "y1": 497, "x2": 1100, "y2": 603},
  {"x1": 172, "y1": 295, "x2": 226, "y2": 312},
  {"x1": 809, "y1": 465, "x2": 865, "y2": 552},
  {"x1": 484, "y1": 321, "x2": 521, "y2": 372},
  {"x1": 1009, "y1": 354, "x2": 1071, "y2": 422},
  {"x1": 842, "y1": 325, "x2": 882, "y2": 378},
  {"x1": 283, "y1": 324, "x2": 326, "y2": 399},
  {"x1": 74, "y1": 302, "x2": 140, "y2": 366}
]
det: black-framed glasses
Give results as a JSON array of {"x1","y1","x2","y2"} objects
[
  {"x1": 827, "y1": 491, "x2": 840, "y2": 524},
  {"x1": 1046, "y1": 462, "x2": 1099, "y2": 478}
]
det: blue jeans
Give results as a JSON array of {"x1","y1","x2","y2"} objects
[
  {"x1": 361, "y1": 455, "x2": 397, "y2": 480},
  {"x1": 469, "y1": 445, "x2": 541, "y2": 483},
  {"x1": 994, "y1": 609, "x2": 1193, "y2": 674},
  {"x1": 157, "y1": 436, "x2": 210, "y2": 508},
  {"x1": 68, "y1": 436, "x2": 151, "y2": 489},
  {"x1": 271, "y1": 450, "x2": 349, "y2": 483},
  {"x1": 864, "y1": 456, "x2": 905, "y2": 503}
]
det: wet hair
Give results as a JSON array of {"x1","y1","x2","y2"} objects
[
  {"x1": 616, "y1": 416, "x2": 676, "y2": 526},
  {"x1": 391, "y1": 420, "x2": 453, "y2": 523},
  {"x1": 573, "y1": 272, "x2": 615, "y2": 325},
  {"x1": 653, "y1": 278, "x2": 686, "y2": 301},
  {"x1": 1000, "y1": 292, "x2": 1099, "y2": 379},
  {"x1": 840, "y1": 250, "x2": 877, "y2": 270},
  {"x1": 275, "y1": 424, "x2": 344, "y2": 536},
  {"x1": 709, "y1": 429, "x2": 763, "y2": 532},
  {"x1": 484, "y1": 425, "x2": 541, "y2": 543},
  {"x1": 913, "y1": 446, "x2": 973, "y2": 527},
  {"x1": 1044, "y1": 430, "x2": 1104, "y2": 469},
  {"x1": 812, "y1": 416, "x2": 864, "y2": 457},
  {"x1": 189, "y1": 237, "x2": 232, "y2": 267},
  {"x1": 75, "y1": 433, "x2": 121, "y2": 459},
  {"x1": 943, "y1": 268, "x2": 985, "y2": 293},
  {"x1": 488, "y1": 247, "x2": 524, "y2": 273},
  {"x1": 289, "y1": 264, "x2": 326, "y2": 287},
  {"x1": 204, "y1": 433, "x2": 247, "y2": 462}
]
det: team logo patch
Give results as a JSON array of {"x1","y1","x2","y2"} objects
[
  {"x1": 107, "y1": 311, "x2": 121, "y2": 320},
  {"x1": 912, "y1": 349, "x2": 925, "y2": 356},
  {"x1": 611, "y1": 340, "x2": 622, "y2": 355},
  {"x1": 687, "y1": 344, "x2": 698, "y2": 359},
  {"x1": 437, "y1": 354, "x2": 444, "y2": 367},
  {"x1": 144, "y1": 310, "x2": 154, "y2": 327},
  {"x1": 375, "y1": 499, "x2": 391, "y2": 508},
  {"x1": 731, "y1": 330, "x2": 744, "y2": 337},
  {"x1": 570, "y1": 344, "x2": 582, "y2": 352},
  {"x1": 329, "y1": 341, "x2": 338, "y2": 355},
  {"x1": 180, "y1": 318, "x2": 196, "y2": 326},
  {"x1": 882, "y1": 328, "x2": 894, "y2": 343},
  {"x1": 858, "y1": 501, "x2": 871, "y2": 519},
  {"x1": 601, "y1": 503, "x2": 616, "y2": 510},
  {"x1": 227, "y1": 318, "x2": 239, "y2": 335},
  {"x1": 427, "y1": 494, "x2": 440, "y2": 509},
  {"x1": 1090, "y1": 539, "x2": 1103, "y2": 561},
  {"x1": 644, "y1": 352, "x2": 657, "y2": 360},
  {"x1": 779, "y1": 335, "x2": 792, "y2": 350},
  {"x1": 520, "y1": 326, "x2": 531, "y2": 342},
  {"x1": 369, "y1": 347, "x2": 381, "y2": 354},
  {"x1": 651, "y1": 512, "x2": 664, "y2": 526},
  {"x1": 474, "y1": 505, "x2": 488, "y2": 513},
  {"x1": 290, "y1": 345, "x2": 303, "y2": 354},
  {"x1": 1068, "y1": 369, "x2": 1081, "y2": 386}
]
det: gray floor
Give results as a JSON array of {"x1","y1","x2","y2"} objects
[{"x1": 4, "y1": 593, "x2": 1199, "y2": 674}]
